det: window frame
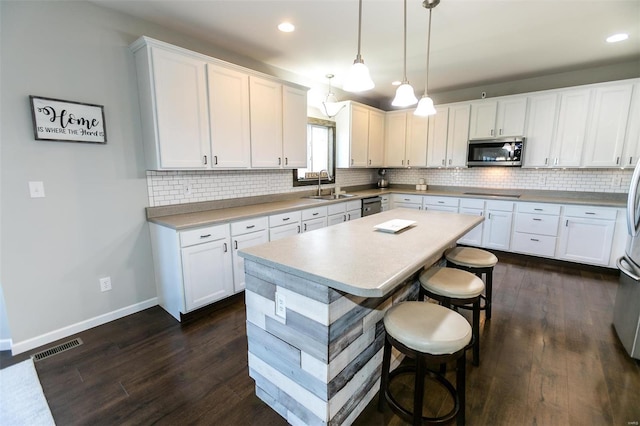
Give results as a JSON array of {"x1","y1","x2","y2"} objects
[{"x1": 292, "y1": 117, "x2": 336, "y2": 187}]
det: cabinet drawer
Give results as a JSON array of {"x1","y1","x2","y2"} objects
[
  {"x1": 346, "y1": 200, "x2": 362, "y2": 212},
  {"x1": 269, "y1": 222, "x2": 300, "y2": 241},
  {"x1": 512, "y1": 232, "x2": 557, "y2": 257},
  {"x1": 460, "y1": 198, "x2": 484, "y2": 209},
  {"x1": 230, "y1": 216, "x2": 268, "y2": 236},
  {"x1": 425, "y1": 205, "x2": 458, "y2": 213},
  {"x1": 563, "y1": 205, "x2": 617, "y2": 220},
  {"x1": 180, "y1": 224, "x2": 229, "y2": 248},
  {"x1": 424, "y1": 196, "x2": 459, "y2": 208},
  {"x1": 486, "y1": 200, "x2": 514, "y2": 212},
  {"x1": 269, "y1": 211, "x2": 301, "y2": 227},
  {"x1": 301, "y1": 206, "x2": 327, "y2": 220},
  {"x1": 514, "y1": 213, "x2": 560, "y2": 236},
  {"x1": 328, "y1": 202, "x2": 346, "y2": 216},
  {"x1": 392, "y1": 194, "x2": 423, "y2": 204},
  {"x1": 517, "y1": 202, "x2": 561, "y2": 215}
]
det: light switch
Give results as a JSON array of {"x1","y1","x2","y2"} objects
[{"x1": 29, "y1": 181, "x2": 46, "y2": 198}]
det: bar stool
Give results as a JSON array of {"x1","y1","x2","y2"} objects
[
  {"x1": 418, "y1": 267, "x2": 484, "y2": 366},
  {"x1": 379, "y1": 301, "x2": 471, "y2": 426},
  {"x1": 445, "y1": 247, "x2": 497, "y2": 319}
]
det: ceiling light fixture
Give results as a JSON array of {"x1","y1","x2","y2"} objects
[
  {"x1": 278, "y1": 22, "x2": 295, "y2": 33},
  {"x1": 343, "y1": 0, "x2": 375, "y2": 92},
  {"x1": 392, "y1": 0, "x2": 418, "y2": 107},
  {"x1": 415, "y1": 0, "x2": 439, "y2": 117},
  {"x1": 321, "y1": 74, "x2": 346, "y2": 118},
  {"x1": 606, "y1": 33, "x2": 629, "y2": 43}
]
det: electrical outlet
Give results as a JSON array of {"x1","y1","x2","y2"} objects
[
  {"x1": 275, "y1": 292, "x2": 286, "y2": 319},
  {"x1": 28, "y1": 181, "x2": 46, "y2": 198},
  {"x1": 183, "y1": 182, "x2": 192, "y2": 196},
  {"x1": 99, "y1": 277, "x2": 112, "y2": 292}
]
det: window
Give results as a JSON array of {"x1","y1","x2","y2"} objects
[{"x1": 293, "y1": 118, "x2": 336, "y2": 186}]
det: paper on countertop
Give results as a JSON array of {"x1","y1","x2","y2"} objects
[{"x1": 373, "y1": 219, "x2": 417, "y2": 233}]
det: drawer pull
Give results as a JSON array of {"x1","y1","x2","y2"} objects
[
  {"x1": 404, "y1": 198, "x2": 411, "y2": 201},
  {"x1": 534, "y1": 208, "x2": 543, "y2": 211},
  {"x1": 200, "y1": 234, "x2": 211, "y2": 239},
  {"x1": 282, "y1": 217, "x2": 290, "y2": 221},
  {"x1": 532, "y1": 218, "x2": 542, "y2": 221},
  {"x1": 438, "y1": 201, "x2": 444, "y2": 204},
  {"x1": 312, "y1": 212, "x2": 319, "y2": 216},
  {"x1": 585, "y1": 212, "x2": 596, "y2": 215},
  {"x1": 530, "y1": 238, "x2": 539, "y2": 242},
  {"x1": 246, "y1": 225, "x2": 255, "y2": 229}
]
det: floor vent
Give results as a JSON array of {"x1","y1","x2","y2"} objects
[{"x1": 31, "y1": 338, "x2": 83, "y2": 362}]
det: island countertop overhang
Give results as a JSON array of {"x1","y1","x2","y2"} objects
[{"x1": 239, "y1": 208, "x2": 484, "y2": 298}]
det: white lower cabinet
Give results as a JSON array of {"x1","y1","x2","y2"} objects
[
  {"x1": 482, "y1": 201, "x2": 514, "y2": 251},
  {"x1": 231, "y1": 217, "x2": 269, "y2": 292},
  {"x1": 269, "y1": 211, "x2": 302, "y2": 241},
  {"x1": 381, "y1": 195, "x2": 390, "y2": 212},
  {"x1": 423, "y1": 196, "x2": 459, "y2": 212},
  {"x1": 302, "y1": 206, "x2": 328, "y2": 233},
  {"x1": 557, "y1": 206, "x2": 616, "y2": 266},
  {"x1": 327, "y1": 200, "x2": 362, "y2": 226},
  {"x1": 391, "y1": 194, "x2": 423, "y2": 210},
  {"x1": 511, "y1": 203, "x2": 561, "y2": 258},
  {"x1": 458, "y1": 199, "x2": 485, "y2": 246},
  {"x1": 149, "y1": 222, "x2": 234, "y2": 321}
]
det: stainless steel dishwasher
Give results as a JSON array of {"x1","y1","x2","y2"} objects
[{"x1": 362, "y1": 196, "x2": 382, "y2": 216}]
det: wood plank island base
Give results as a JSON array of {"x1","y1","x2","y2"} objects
[{"x1": 239, "y1": 209, "x2": 483, "y2": 425}]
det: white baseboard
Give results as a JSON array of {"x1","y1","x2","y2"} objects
[
  {"x1": 10, "y1": 298, "x2": 158, "y2": 356},
  {"x1": 0, "y1": 338, "x2": 12, "y2": 352}
]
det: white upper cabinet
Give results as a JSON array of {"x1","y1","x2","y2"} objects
[
  {"x1": 131, "y1": 36, "x2": 308, "y2": 171},
  {"x1": 523, "y1": 93, "x2": 559, "y2": 168},
  {"x1": 552, "y1": 88, "x2": 591, "y2": 167},
  {"x1": 582, "y1": 83, "x2": 633, "y2": 168},
  {"x1": 336, "y1": 101, "x2": 385, "y2": 168},
  {"x1": 426, "y1": 106, "x2": 450, "y2": 167},
  {"x1": 383, "y1": 111, "x2": 428, "y2": 168},
  {"x1": 136, "y1": 45, "x2": 211, "y2": 169},
  {"x1": 469, "y1": 97, "x2": 527, "y2": 139},
  {"x1": 622, "y1": 83, "x2": 640, "y2": 168},
  {"x1": 250, "y1": 76, "x2": 283, "y2": 168},
  {"x1": 282, "y1": 85, "x2": 308, "y2": 168},
  {"x1": 207, "y1": 64, "x2": 251, "y2": 168}
]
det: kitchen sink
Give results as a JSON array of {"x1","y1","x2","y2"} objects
[{"x1": 303, "y1": 194, "x2": 357, "y2": 200}]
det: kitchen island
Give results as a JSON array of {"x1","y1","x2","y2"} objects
[{"x1": 239, "y1": 208, "x2": 483, "y2": 425}]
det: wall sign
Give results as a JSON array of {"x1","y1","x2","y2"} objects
[{"x1": 29, "y1": 95, "x2": 107, "y2": 143}]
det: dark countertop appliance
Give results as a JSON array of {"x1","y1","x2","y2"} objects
[
  {"x1": 362, "y1": 196, "x2": 382, "y2": 216},
  {"x1": 467, "y1": 137, "x2": 524, "y2": 167}
]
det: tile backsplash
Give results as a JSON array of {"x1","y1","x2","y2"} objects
[{"x1": 146, "y1": 167, "x2": 632, "y2": 207}]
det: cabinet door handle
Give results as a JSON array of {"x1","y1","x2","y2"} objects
[
  {"x1": 368, "y1": 159, "x2": 371, "y2": 165},
  {"x1": 214, "y1": 155, "x2": 218, "y2": 165},
  {"x1": 554, "y1": 158, "x2": 559, "y2": 166},
  {"x1": 401, "y1": 160, "x2": 404, "y2": 166},
  {"x1": 304, "y1": 223, "x2": 307, "y2": 231},
  {"x1": 347, "y1": 213, "x2": 351, "y2": 220},
  {"x1": 442, "y1": 159, "x2": 445, "y2": 166},
  {"x1": 407, "y1": 160, "x2": 410, "y2": 166},
  {"x1": 448, "y1": 159, "x2": 452, "y2": 165},
  {"x1": 343, "y1": 215, "x2": 347, "y2": 222},
  {"x1": 616, "y1": 156, "x2": 620, "y2": 165},
  {"x1": 488, "y1": 213, "x2": 492, "y2": 219},
  {"x1": 351, "y1": 159, "x2": 354, "y2": 165},
  {"x1": 223, "y1": 243, "x2": 228, "y2": 252},
  {"x1": 630, "y1": 157, "x2": 634, "y2": 165},
  {"x1": 234, "y1": 240, "x2": 238, "y2": 249},
  {"x1": 545, "y1": 158, "x2": 548, "y2": 165},
  {"x1": 530, "y1": 238, "x2": 539, "y2": 242},
  {"x1": 278, "y1": 157, "x2": 282, "y2": 165},
  {"x1": 203, "y1": 155, "x2": 208, "y2": 165},
  {"x1": 490, "y1": 129, "x2": 494, "y2": 136},
  {"x1": 200, "y1": 234, "x2": 211, "y2": 239},
  {"x1": 297, "y1": 225, "x2": 301, "y2": 233},
  {"x1": 285, "y1": 157, "x2": 288, "y2": 166},
  {"x1": 532, "y1": 218, "x2": 542, "y2": 221},
  {"x1": 246, "y1": 225, "x2": 255, "y2": 229},
  {"x1": 565, "y1": 220, "x2": 569, "y2": 227}
]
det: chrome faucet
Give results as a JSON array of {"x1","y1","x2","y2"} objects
[{"x1": 318, "y1": 169, "x2": 331, "y2": 196}]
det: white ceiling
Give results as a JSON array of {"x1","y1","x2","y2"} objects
[{"x1": 91, "y1": 0, "x2": 640, "y2": 104}]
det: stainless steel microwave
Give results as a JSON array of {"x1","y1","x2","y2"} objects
[{"x1": 467, "y1": 137, "x2": 525, "y2": 167}]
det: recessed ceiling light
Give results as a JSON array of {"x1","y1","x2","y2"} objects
[
  {"x1": 278, "y1": 22, "x2": 295, "y2": 33},
  {"x1": 606, "y1": 33, "x2": 629, "y2": 43},
  {"x1": 391, "y1": 81, "x2": 401, "y2": 86}
]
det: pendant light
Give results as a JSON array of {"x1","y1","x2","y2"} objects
[
  {"x1": 343, "y1": 0, "x2": 375, "y2": 93},
  {"x1": 321, "y1": 74, "x2": 346, "y2": 118},
  {"x1": 391, "y1": 0, "x2": 418, "y2": 107},
  {"x1": 415, "y1": 0, "x2": 439, "y2": 116}
]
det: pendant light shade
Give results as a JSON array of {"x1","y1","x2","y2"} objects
[
  {"x1": 414, "y1": 0, "x2": 440, "y2": 116},
  {"x1": 321, "y1": 74, "x2": 346, "y2": 118},
  {"x1": 391, "y1": 0, "x2": 417, "y2": 107},
  {"x1": 344, "y1": 0, "x2": 374, "y2": 93}
]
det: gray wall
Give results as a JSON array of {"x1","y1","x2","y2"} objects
[{"x1": 0, "y1": 1, "x2": 163, "y2": 349}]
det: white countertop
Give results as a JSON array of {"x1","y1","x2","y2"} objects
[{"x1": 238, "y1": 208, "x2": 483, "y2": 298}]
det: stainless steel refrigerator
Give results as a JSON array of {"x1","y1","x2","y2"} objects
[{"x1": 613, "y1": 160, "x2": 640, "y2": 360}]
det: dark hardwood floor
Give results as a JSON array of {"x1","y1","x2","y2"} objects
[{"x1": 2, "y1": 252, "x2": 640, "y2": 425}]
